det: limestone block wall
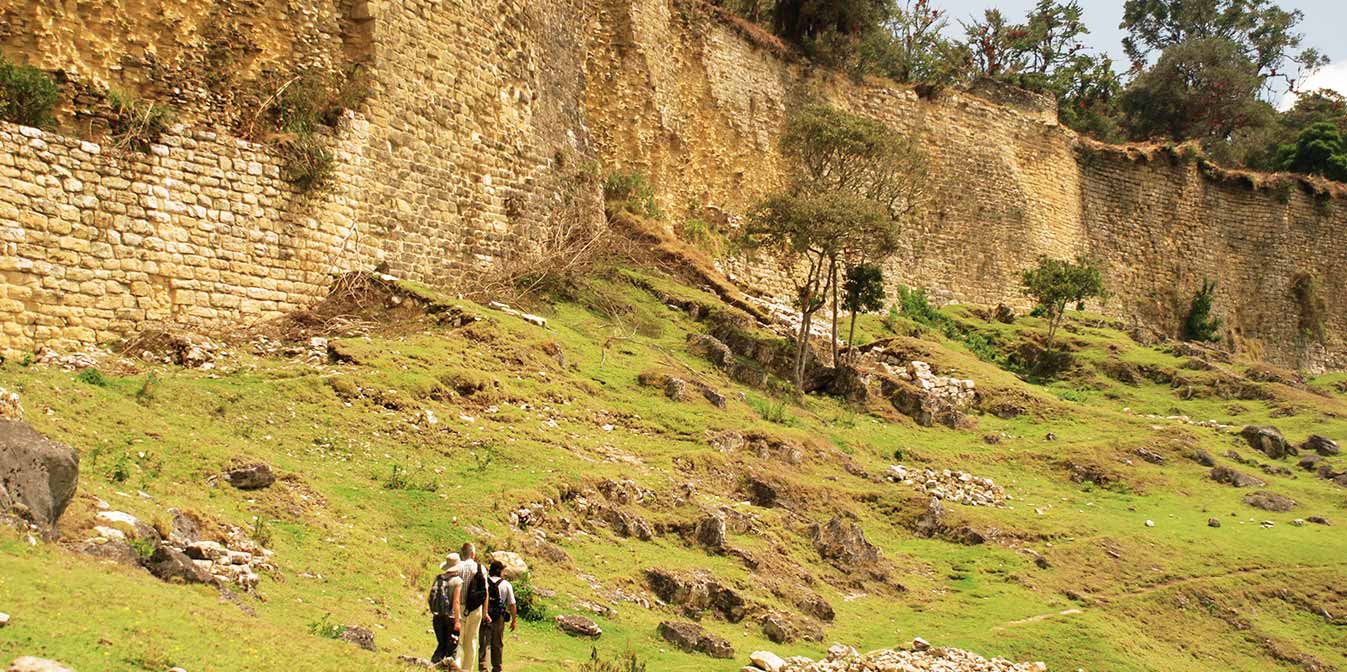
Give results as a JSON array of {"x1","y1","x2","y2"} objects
[
  {"x1": 1080, "y1": 149, "x2": 1347, "y2": 369},
  {"x1": 581, "y1": 0, "x2": 1087, "y2": 308},
  {"x1": 0, "y1": 121, "x2": 379, "y2": 351}
]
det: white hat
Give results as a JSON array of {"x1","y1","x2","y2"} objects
[{"x1": 440, "y1": 552, "x2": 462, "y2": 572}]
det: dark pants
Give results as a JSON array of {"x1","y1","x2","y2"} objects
[
  {"x1": 477, "y1": 616, "x2": 506, "y2": 672},
  {"x1": 431, "y1": 614, "x2": 458, "y2": 664}
]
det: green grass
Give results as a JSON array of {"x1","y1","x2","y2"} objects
[{"x1": 1, "y1": 272, "x2": 1345, "y2": 671}]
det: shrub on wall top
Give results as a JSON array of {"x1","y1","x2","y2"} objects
[{"x1": 0, "y1": 53, "x2": 60, "y2": 129}]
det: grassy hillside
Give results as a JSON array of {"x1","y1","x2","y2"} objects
[{"x1": 1, "y1": 270, "x2": 1345, "y2": 672}]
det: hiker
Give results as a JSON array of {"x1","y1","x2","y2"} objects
[
  {"x1": 455, "y1": 542, "x2": 492, "y2": 672},
  {"x1": 429, "y1": 552, "x2": 463, "y2": 666},
  {"x1": 477, "y1": 560, "x2": 518, "y2": 672}
]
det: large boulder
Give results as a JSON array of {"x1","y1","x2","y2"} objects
[
  {"x1": 695, "y1": 513, "x2": 726, "y2": 551},
  {"x1": 1239, "y1": 426, "x2": 1294, "y2": 459},
  {"x1": 555, "y1": 614, "x2": 602, "y2": 638},
  {"x1": 811, "y1": 517, "x2": 881, "y2": 566},
  {"x1": 0, "y1": 420, "x2": 79, "y2": 529},
  {"x1": 8, "y1": 658, "x2": 76, "y2": 672},
  {"x1": 1243, "y1": 491, "x2": 1297, "y2": 512},
  {"x1": 224, "y1": 462, "x2": 275, "y2": 490},
  {"x1": 657, "y1": 621, "x2": 734, "y2": 659},
  {"x1": 490, "y1": 551, "x2": 529, "y2": 580},
  {"x1": 145, "y1": 546, "x2": 213, "y2": 584},
  {"x1": 644, "y1": 568, "x2": 748, "y2": 623},
  {"x1": 1210, "y1": 466, "x2": 1266, "y2": 488},
  {"x1": 1301, "y1": 435, "x2": 1340, "y2": 457}
]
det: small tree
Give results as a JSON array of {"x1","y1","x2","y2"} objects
[
  {"x1": 1183, "y1": 279, "x2": 1223, "y2": 342},
  {"x1": 743, "y1": 104, "x2": 924, "y2": 389},
  {"x1": 1020, "y1": 256, "x2": 1105, "y2": 352},
  {"x1": 842, "y1": 263, "x2": 887, "y2": 363}
]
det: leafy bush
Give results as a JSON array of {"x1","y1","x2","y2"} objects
[
  {"x1": 109, "y1": 453, "x2": 133, "y2": 483},
  {"x1": 897, "y1": 285, "x2": 943, "y2": 326},
  {"x1": 577, "y1": 647, "x2": 647, "y2": 672},
  {"x1": 108, "y1": 89, "x2": 174, "y2": 152},
  {"x1": 77, "y1": 368, "x2": 109, "y2": 387},
  {"x1": 603, "y1": 170, "x2": 661, "y2": 219},
  {"x1": 1182, "y1": 279, "x2": 1223, "y2": 342},
  {"x1": 128, "y1": 537, "x2": 157, "y2": 562},
  {"x1": 511, "y1": 573, "x2": 547, "y2": 622},
  {"x1": 307, "y1": 614, "x2": 345, "y2": 639},
  {"x1": 0, "y1": 54, "x2": 60, "y2": 128}
]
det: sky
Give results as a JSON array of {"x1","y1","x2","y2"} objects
[{"x1": 931, "y1": 0, "x2": 1347, "y2": 108}]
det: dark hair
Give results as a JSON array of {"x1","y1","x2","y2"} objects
[{"x1": 489, "y1": 560, "x2": 505, "y2": 577}]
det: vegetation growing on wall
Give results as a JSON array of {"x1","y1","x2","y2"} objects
[
  {"x1": 247, "y1": 67, "x2": 370, "y2": 191},
  {"x1": 0, "y1": 52, "x2": 60, "y2": 129},
  {"x1": 108, "y1": 89, "x2": 175, "y2": 153},
  {"x1": 1182, "y1": 279, "x2": 1223, "y2": 343},
  {"x1": 1290, "y1": 272, "x2": 1327, "y2": 341}
]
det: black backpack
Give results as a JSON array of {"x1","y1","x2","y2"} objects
[
  {"x1": 487, "y1": 577, "x2": 509, "y2": 622},
  {"x1": 428, "y1": 574, "x2": 454, "y2": 616},
  {"x1": 464, "y1": 563, "x2": 488, "y2": 613}
]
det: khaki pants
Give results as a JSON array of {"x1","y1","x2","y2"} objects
[{"x1": 456, "y1": 607, "x2": 483, "y2": 671}]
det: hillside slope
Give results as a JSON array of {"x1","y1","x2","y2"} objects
[{"x1": 1, "y1": 269, "x2": 1345, "y2": 672}]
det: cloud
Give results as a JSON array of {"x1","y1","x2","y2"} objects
[{"x1": 1279, "y1": 62, "x2": 1347, "y2": 110}]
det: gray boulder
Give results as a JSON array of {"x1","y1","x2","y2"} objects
[
  {"x1": 7, "y1": 658, "x2": 76, "y2": 672},
  {"x1": 555, "y1": 614, "x2": 602, "y2": 638},
  {"x1": 1240, "y1": 426, "x2": 1294, "y2": 459},
  {"x1": 339, "y1": 626, "x2": 376, "y2": 651},
  {"x1": 1301, "y1": 435, "x2": 1340, "y2": 457},
  {"x1": 1243, "y1": 491, "x2": 1296, "y2": 512},
  {"x1": 225, "y1": 462, "x2": 275, "y2": 490},
  {"x1": 145, "y1": 546, "x2": 213, "y2": 584},
  {"x1": 1210, "y1": 466, "x2": 1266, "y2": 488},
  {"x1": 657, "y1": 621, "x2": 734, "y2": 659},
  {"x1": 1297, "y1": 454, "x2": 1324, "y2": 472},
  {"x1": 695, "y1": 513, "x2": 727, "y2": 551},
  {"x1": 811, "y1": 517, "x2": 881, "y2": 565},
  {"x1": 0, "y1": 420, "x2": 79, "y2": 529}
]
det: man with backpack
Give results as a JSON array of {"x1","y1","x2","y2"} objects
[
  {"x1": 478, "y1": 560, "x2": 517, "y2": 672},
  {"x1": 428, "y1": 552, "x2": 463, "y2": 666},
  {"x1": 455, "y1": 543, "x2": 492, "y2": 671}
]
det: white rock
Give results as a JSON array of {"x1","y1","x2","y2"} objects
[
  {"x1": 1145, "y1": 520, "x2": 1155, "y2": 527},
  {"x1": 912, "y1": 637, "x2": 930, "y2": 651},
  {"x1": 750, "y1": 651, "x2": 786, "y2": 672},
  {"x1": 0, "y1": 612, "x2": 9, "y2": 627}
]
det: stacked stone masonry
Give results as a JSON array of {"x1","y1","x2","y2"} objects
[{"x1": 0, "y1": 0, "x2": 1343, "y2": 369}]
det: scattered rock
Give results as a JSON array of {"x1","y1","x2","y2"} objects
[
  {"x1": 1208, "y1": 518, "x2": 1221, "y2": 528},
  {"x1": 0, "y1": 613, "x2": 8, "y2": 628},
  {"x1": 76, "y1": 537, "x2": 140, "y2": 566},
  {"x1": 145, "y1": 546, "x2": 213, "y2": 584},
  {"x1": 224, "y1": 462, "x2": 275, "y2": 490},
  {"x1": 912, "y1": 637, "x2": 931, "y2": 651},
  {"x1": 0, "y1": 420, "x2": 80, "y2": 529},
  {"x1": 1243, "y1": 491, "x2": 1297, "y2": 512},
  {"x1": 1190, "y1": 448, "x2": 1216, "y2": 467},
  {"x1": 490, "y1": 551, "x2": 529, "y2": 579},
  {"x1": 1297, "y1": 454, "x2": 1324, "y2": 471},
  {"x1": 339, "y1": 626, "x2": 377, "y2": 651},
  {"x1": 657, "y1": 621, "x2": 734, "y2": 659},
  {"x1": 1209, "y1": 466, "x2": 1266, "y2": 488},
  {"x1": 770, "y1": 644, "x2": 1047, "y2": 672},
  {"x1": 7, "y1": 658, "x2": 76, "y2": 672},
  {"x1": 1308, "y1": 516, "x2": 1330, "y2": 526},
  {"x1": 487, "y1": 301, "x2": 546, "y2": 328},
  {"x1": 993, "y1": 304, "x2": 1015, "y2": 324},
  {"x1": 886, "y1": 465, "x2": 1007, "y2": 507},
  {"x1": 0, "y1": 388, "x2": 20, "y2": 421},
  {"x1": 687, "y1": 334, "x2": 733, "y2": 368},
  {"x1": 644, "y1": 568, "x2": 748, "y2": 623},
  {"x1": 1239, "y1": 425, "x2": 1293, "y2": 459},
  {"x1": 555, "y1": 615, "x2": 602, "y2": 638},
  {"x1": 695, "y1": 513, "x2": 727, "y2": 551},
  {"x1": 751, "y1": 651, "x2": 787, "y2": 672},
  {"x1": 1301, "y1": 435, "x2": 1340, "y2": 456},
  {"x1": 1135, "y1": 447, "x2": 1166, "y2": 465},
  {"x1": 811, "y1": 517, "x2": 880, "y2": 566},
  {"x1": 664, "y1": 377, "x2": 689, "y2": 402}
]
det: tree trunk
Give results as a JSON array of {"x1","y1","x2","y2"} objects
[
  {"x1": 829, "y1": 258, "x2": 839, "y2": 366},
  {"x1": 847, "y1": 309, "x2": 859, "y2": 365}
]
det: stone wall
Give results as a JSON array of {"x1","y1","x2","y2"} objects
[
  {"x1": 579, "y1": 0, "x2": 1345, "y2": 370},
  {"x1": 0, "y1": 121, "x2": 378, "y2": 350},
  {"x1": 0, "y1": 0, "x2": 1342, "y2": 368}
]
